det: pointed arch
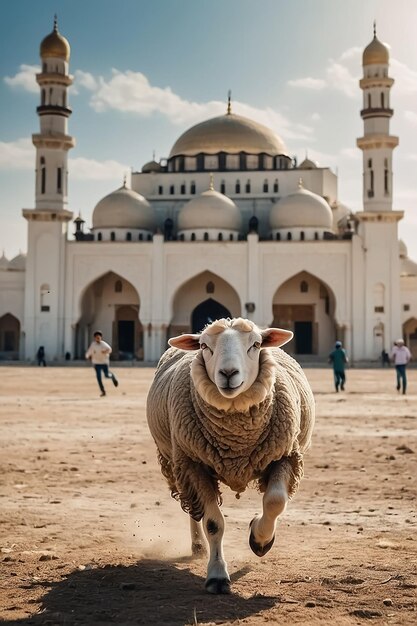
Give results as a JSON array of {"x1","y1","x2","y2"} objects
[
  {"x1": 168, "y1": 271, "x2": 241, "y2": 338},
  {"x1": 403, "y1": 317, "x2": 417, "y2": 359},
  {"x1": 75, "y1": 271, "x2": 143, "y2": 360},
  {"x1": 272, "y1": 271, "x2": 337, "y2": 356},
  {"x1": 0, "y1": 313, "x2": 20, "y2": 359}
]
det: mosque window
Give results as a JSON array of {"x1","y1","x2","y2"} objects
[
  {"x1": 168, "y1": 161, "x2": 174, "y2": 172},
  {"x1": 204, "y1": 155, "x2": 218, "y2": 170},
  {"x1": 218, "y1": 233, "x2": 223, "y2": 241},
  {"x1": 169, "y1": 185, "x2": 175, "y2": 195},
  {"x1": 246, "y1": 155, "x2": 258, "y2": 170},
  {"x1": 368, "y1": 170, "x2": 374, "y2": 197},
  {"x1": 384, "y1": 168, "x2": 389, "y2": 194},
  {"x1": 287, "y1": 232, "x2": 292, "y2": 240},
  {"x1": 374, "y1": 306, "x2": 384, "y2": 313},
  {"x1": 115, "y1": 280, "x2": 123, "y2": 293},
  {"x1": 158, "y1": 185, "x2": 163, "y2": 195},
  {"x1": 190, "y1": 181, "x2": 196, "y2": 194},
  {"x1": 276, "y1": 233, "x2": 281, "y2": 241},
  {"x1": 40, "y1": 283, "x2": 51, "y2": 312},
  {"x1": 179, "y1": 233, "x2": 184, "y2": 241},
  {"x1": 300, "y1": 231, "x2": 305, "y2": 241},
  {"x1": 147, "y1": 234, "x2": 152, "y2": 241},
  {"x1": 300, "y1": 280, "x2": 308, "y2": 293},
  {"x1": 368, "y1": 159, "x2": 372, "y2": 168},
  {"x1": 403, "y1": 304, "x2": 410, "y2": 311},
  {"x1": 263, "y1": 179, "x2": 269, "y2": 192},
  {"x1": 42, "y1": 63, "x2": 47, "y2": 73},
  {"x1": 191, "y1": 233, "x2": 196, "y2": 241},
  {"x1": 368, "y1": 93, "x2": 371, "y2": 108},
  {"x1": 185, "y1": 156, "x2": 197, "y2": 171},
  {"x1": 226, "y1": 155, "x2": 239, "y2": 170},
  {"x1": 206, "y1": 281, "x2": 215, "y2": 294},
  {"x1": 235, "y1": 180, "x2": 241, "y2": 194},
  {"x1": 273, "y1": 179, "x2": 279, "y2": 193},
  {"x1": 110, "y1": 232, "x2": 116, "y2": 241},
  {"x1": 41, "y1": 167, "x2": 46, "y2": 194},
  {"x1": 126, "y1": 232, "x2": 132, "y2": 241},
  {"x1": 245, "y1": 180, "x2": 251, "y2": 193},
  {"x1": 264, "y1": 155, "x2": 273, "y2": 170},
  {"x1": 220, "y1": 180, "x2": 226, "y2": 194},
  {"x1": 49, "y1": 87, "x2": 53, "y2": 105},
  {"x1": 62, "y1": 92, "x2": 67, "y2": 107},
  {"x1": 97, "y1": 232, "x2": 102, "y2": 241},
  {"x1": 57, "y1": 168, "x2": 62, "y2": 193},
  {"x1": 314, "y1": 232, "x2": 319, "y2": 240},
  {"x1": 139, "y1": 233, "x2": 143, "y2": 240},
  {"x1": 180, "y1": 183, "x2": 186, "y2": 194},
  {"x1": 381, "y1": 92, "x2": 385, "y2": 108},
  {"x1": 229, "y1": 234, "x2": 234, "y2": 241},
  {"x1": 204, "y1": 232, "x2": 209, "y2": 241},
  {"x1": 41, "y1": 89, "x2": 46, "y2": 105}
]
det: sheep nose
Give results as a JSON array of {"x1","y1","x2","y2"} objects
[{"x1": 219, "y1": 368, "x2": 239, "y2": 381}]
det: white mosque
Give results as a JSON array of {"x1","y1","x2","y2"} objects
[{"x1": 1, "y1": 20, "x2": 417, "y2": 363}]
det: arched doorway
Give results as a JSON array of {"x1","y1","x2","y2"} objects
[
  {"x1": 168, "y1": 271, "x2": 240, "y2": 339},
  {"x1": 191, "y1": 298, "x2": 231, "y2": 333},
  {"x1": 0, "y1": 313, "x2": 20, "y2": 360},
  {"x1": 272, "y1": 271, "x2": 337, "y2": 356},
  {"x1": 403, "y1": 318, "x2": 417, "y2": 359},
  {"x1": 76, "y1": 272, "x2": 143, "y2": 360}
]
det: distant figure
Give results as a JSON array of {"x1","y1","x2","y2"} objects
[
  {"x1": 390, "y1": 339, "x2": 411, "y2": 394},
  {"x1": 37, "y1": 346, "x2": 46, "y2": 366},
  {"x1": 85, "y1": 330, "x2": 118, "y2": 397},
  {"x1": 328, "y1": 340, "x2": 349, "y2": 392},
  {"x1": 381, "y1": 349, "x2": 390, "y2": 367}
]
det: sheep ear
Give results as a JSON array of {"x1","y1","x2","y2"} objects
[
  {"x1": 168, "y1": 333, "x2": 201, "y2": 351},
  {"x1": 261, "y1": 328, "x2": 293, "y2": 348}
]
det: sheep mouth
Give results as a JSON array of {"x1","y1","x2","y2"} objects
[{"x1": 219, "y1": 382, "x2": 243, "y2": 394}]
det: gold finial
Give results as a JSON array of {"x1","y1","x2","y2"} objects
[
  {"x1": 54, "y1": 14, "x2": 58, "y2": 32},
  {"x1": 209, "y1": 173, "x2": 214, "y2": 190},
  {"x1": 123, "y1": 174, "x2": 127, "y2": 188},
  {"x1": 298, "y1": 177, "x2": 304, "y2": 189},
  {"x1": 152, "y1": 149, "x2": 156, "y2": 161},
  {"x1": 373, "y1": 20, "x2": 377, "y2": 38},
  {"x1": 227, "y1": 90, "x2": 232, "y2": 115}
]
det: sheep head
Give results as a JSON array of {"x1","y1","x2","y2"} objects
[{"x1": 169, "y1": 318, "x2": 293, "y2": 411}]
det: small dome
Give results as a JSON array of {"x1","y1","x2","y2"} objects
[
  {"x1": 363, "y1": 32, "x2": 389, "y2": 66},
  {"x1": 141, "y1": 160, "x2": 162, "y2": 173},
  {"x1": 170, "y1": 112, "x2": 288, "y2": 158},
  {"x1": 299, "y1": 158, "x2": 318, "y2": 170},
  {"x1": 401, "y1": 257, "x2": 417, "y2": 277},
  {"x1": 40, "y1": 18, "x2": 70, "y2": 61},
  {"x1": 92, "y1": 185, "x2": 155, "y2": 230},
  {"x1": 398, "y1": 239, "x2": 408, "y2": 258},
  {"x1": 178, "y1": 188, "x2": 242, "y2": 231},
  {"x1": 8, "y1": 253, "x2": 26, "y2": 271},
  {"x1": 0, "y1": 252, "x2": 9, "y2": 270},
  {"x1": 270, "y1": 184, "x2": 333, "y2": 230}
]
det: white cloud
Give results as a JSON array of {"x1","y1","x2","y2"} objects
[
  {"x1": 83, "y1": 68, "x2": 313, "y2": 141},
  {"x1": 69, "y1": 157, "x2": 128, "y2": 181},
  {"x1": 325, "y1": 60, "x2": 357, "y2": 98},
  {"x1": 287, "y1": 77, "x2": 326, "y2": 90},
  {"x1": 311, "y1": 112, "x2": 321, "y2": 121},
  {"x1": 0, "y1": 138, "x2": 34, "y2": 169},
  {"x1": 74, "y1": 70, "x2": 98, "y2": 91},
  {"x1": 339, "y1": 47, "x2": 362, "y2": 62},
  {"x1": 391, "y1": 59, "x2": 417, "y2": 96},
  {"x1": 4, "y1": 64, "x2": 40, "y2": 94},
  {"x1": 404, "y1": 110, "x2": 417, "y2": 126}
]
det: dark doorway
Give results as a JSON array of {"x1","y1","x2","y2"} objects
[
  {"x1": 191, "y1": 298, "x2": 231, "y2": 333},
  {"x1": 294, "y1": 321, "x2": 313, "y2": 354},
  {"x1": 118, "y1": 320, "x2": 135, "y2": 356}
]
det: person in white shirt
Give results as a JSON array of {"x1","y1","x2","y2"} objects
[
  {"x1": 390, "y1": 339, "x2": 411, "y2": 395},
  {"x1": 85, "y1": 330, "x2": 118, "y2": 397}
]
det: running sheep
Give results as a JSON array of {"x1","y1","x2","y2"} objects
[{"x1": 146, "y1": 317, "x2": 315, "y2": 594}]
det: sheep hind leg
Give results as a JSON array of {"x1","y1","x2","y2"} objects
[
  {"x1": 203, "y1": 498, "x2": 230, "y2": 594},
  {"x1": 190, "y1": 517, "x2": 206, "y2": 557},
  {"x1": 249, "y1": 457, "x2": 295, "y2": 557}
]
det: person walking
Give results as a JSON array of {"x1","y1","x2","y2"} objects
[
  {"x1": 85, "y1": 330, "x2": 118, "y2": 397},
  {"x1": 390, "y1": 339, "x2": 411, "y2": 394},
  {"x1": 36, "y1": 346, "x2": 46, "y2": 366},
  {"x1": 328, "y1": 340, "x2": 349, "y2": 392}
]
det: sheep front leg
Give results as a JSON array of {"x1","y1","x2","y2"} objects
[
  {"x1": 190, "y1": 517, "x2": 206, "y2": 557},
  {"x1": 173, "y1": 450, "x2": 229, "y2": 593},
  {"x1": 249, "y1": 454, "x2": 303, "y2": 557}
]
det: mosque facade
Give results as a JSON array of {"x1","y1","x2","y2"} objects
[{"x1": 1, "y1": 21, "x2": 417, "y2": 362}]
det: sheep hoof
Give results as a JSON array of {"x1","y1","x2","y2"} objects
[
  {"x1": 249, "y1": 530, "x2": 275, "y2": 557},
  {"x1": 205, "y1": 577, "x2": 231, "y2": 594},
  {"x1": 191, "y1": 542, "x2": 206, "y2": 558}
]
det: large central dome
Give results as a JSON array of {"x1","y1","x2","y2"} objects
[{"x1": 169, "y1": 112, "x2": 288, "y2": 158}]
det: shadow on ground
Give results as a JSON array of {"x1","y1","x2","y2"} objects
[{"x1": 6, "y1": 559, "x2": 277, "y2": 625}]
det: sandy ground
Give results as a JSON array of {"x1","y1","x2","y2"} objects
[{"x1": 0, "y1": 363, "x2": 416, "y2": 626}]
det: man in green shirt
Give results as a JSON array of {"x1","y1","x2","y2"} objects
[{"x1": 328, "y1": 341, "x2": 349, "y2": 392}]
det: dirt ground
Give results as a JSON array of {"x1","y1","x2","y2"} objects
[{"x1": 0, "y1": 364, "x2": 416, "y2": 626}]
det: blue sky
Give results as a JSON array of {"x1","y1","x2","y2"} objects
[{"x1": 1, "y1": 0, "x2": 417, "y2": 258}]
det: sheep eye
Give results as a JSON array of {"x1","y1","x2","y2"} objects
[
  {"x1": 200, "y1": 343, "x2": 207, "y2": 350},
  {"x1": 253, "y1": 341, "x2": 261, "y2": 349}
]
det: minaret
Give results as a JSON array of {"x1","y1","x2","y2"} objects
[
  {"x1": 357, "y1": 23, "x2": 398, "y2": 212},
  {"x1": 22, "y1": 18, "x2": 75, "y2": 361}
]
